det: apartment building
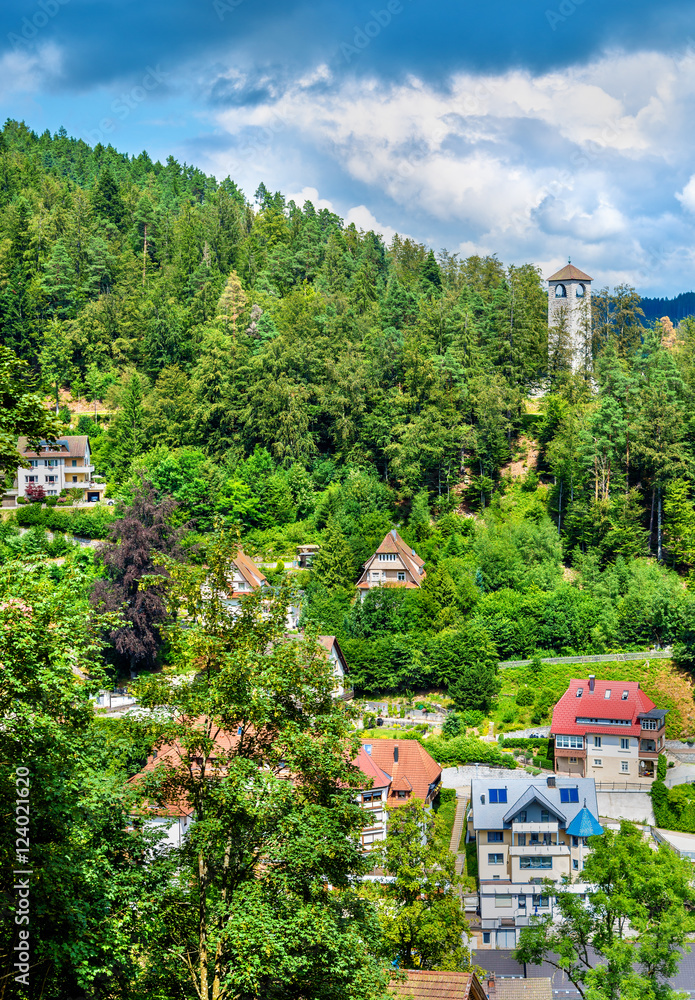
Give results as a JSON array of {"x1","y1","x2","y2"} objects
[
  {"x1": 355, "y1": 529, "x2": 426, "y2": 601},
  {"x1": 551, "y1": 675, "x2": 666, "y2": 782},
  {"x1": 4, "y1": 436, "x2": 105, "y2": 505},
  {"x1": 354, "y1": 738, "x2": 442, "y2": 851},
  {"x1": 469, "y1": 775, "x2": 602, "y2": 949}
]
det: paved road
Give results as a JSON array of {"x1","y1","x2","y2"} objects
[{"x1": 473, "y1": 948, "x2": 695, "y2": 995}]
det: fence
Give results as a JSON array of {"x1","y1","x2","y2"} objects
[
  {"x1": 595, "y1": 781, "x2": 654, "y2": 792},
  {"x1": 499, "y1": 649, "x2": 672, "y2": 669}
]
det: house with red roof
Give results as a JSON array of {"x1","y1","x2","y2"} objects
[
  {"x1": 355, "y1": 529, "x2": 426, "y2": 601},
  {"x1": 550, "y1": 675, "x2": 666, "y2": 782},
  {"x1": 354, "y1": 738, "x2": 442, "y2": 850}
]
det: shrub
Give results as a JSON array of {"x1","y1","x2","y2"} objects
[
  {"x1": 516, "y1": 686, "x2": 535, "y2": 707},
  {"x1": 657, "y1": 754, "x2": 668, "y2": 781},
  {"x1": 424, "y1": 735, "x2": 517, "y2": 769},
  {"x1": 16, "y1": 497, "x2": 27, "y2": 505},
  {"x1": 44, "y1": 496, "x2": 59, "y2": 507}
]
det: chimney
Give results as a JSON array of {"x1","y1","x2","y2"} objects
[
  {"x1": 588, "y1": 675, "x2": 595, "y2": 692},
  {"x1": 394, "y1": 745, "x2": 399, "y2": 763},
  {"x1": 486, "y1": 972, "x2": 496, "y2": 996}
]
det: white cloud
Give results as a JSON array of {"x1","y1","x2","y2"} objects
[
  {"x1": 203, "y1": 46, "x2": 695, "y2": 293},
  {"x1": 285, "y1": 186, "x2": 334, "y2": 211},
  {"x1": 0, "y1": 44, "x2": 64, "y2": 99}
]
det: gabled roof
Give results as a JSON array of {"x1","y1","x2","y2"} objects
[
  {"x1": 547, "y1": 264, "x2": 592, "y2": 282},
  {"x1": 502, "y1": 785, "x2": 565, "y2": 824},
  {"x1": 357, "y1": 529, "x2": 426, "y2": 590},
  {"x1": 318, "y1": 635, "x2": 348, "y2": 672},
  {"x1": 551, "y1": 678, "x2": 659, "y2": 738},
  {"x1": 360, "y1": 739, "x2": 441, "y2": 803},
  {"x1": 17, "y1": 435, "x2": 89, "y2": 459},
  {"x1": 376, "y1": 528, "x2": 425, "y2": 569},
  {"x1": 355, "y1": 746, "x2": 392, "y2": 788},
  {"x1": 566, "y1": 806, "x2": 603, "y2": 838},
  {"x1": 232, "y1": 550, "x2": 266, "y2": 590},
  {"x1": 388, "y1": 969, "x2": 486, "y2": 1000}
]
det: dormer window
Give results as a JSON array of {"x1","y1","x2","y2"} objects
[
  {"x1": 604, "y1": 690, "x2": 611, "y2": 700},
  {"x1": 576, "y1": 688, "x2": 583, "y2": 697}
]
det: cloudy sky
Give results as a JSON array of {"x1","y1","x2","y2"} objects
[{"x1": 3, "y1": 0, "x2": 695, "y2": 294}]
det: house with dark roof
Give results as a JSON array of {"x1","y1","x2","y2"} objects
[
  {"x1": 469, "y1": 775, "x2": 602, "y2": 950},
  {"x1": 354, "y1": 738, "x2": 442, "y2": 851},
  {"x1": 550, "y1": 675, "x2": 666, "y2": 782},
  {"x1": 387, "y1": 969, "x2": 488, "y2": 1000},
  {"x1": 4, "y1": 435, "x2": 105, "y2": 506},
  {"x1": 355, "y1": 529, "x2": 426, "y2": 601}
]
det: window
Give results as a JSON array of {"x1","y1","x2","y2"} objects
[
  {"x1": 641, "y1": 719, "x2": 658, "y2": 730},
  {"x1": 518, "y1": 894, "x2": 526, "y2": 907},
  {"x1": 620, "y1": 738, "x2": 630, "y2": 750},
  {"x1": 540, "y1": 810, "x2": 550, "y2": 822},
  {"x1": 46, "y1": 475, "x2": 57, "y2": 483},
  {"x1": 604, "y1": 689, "x2": 611, "y2": 700},
  {"x1": 572, "y1": 836, "x2": 579, "y2": 847},
  {"x1": 555, "y1": 284, "x2": 566, "y2": 298},
  {"x1": 46, "y1": 490, "x2": 57, "y2": 496},
  {"x1": 71, "y1": 459, "x2": 77, "y2": 467},
  {"x1": 378, "y1": 553, "x2": 396, "y2": 561},
  {"x1": 594, "y1": 736, "x2": 602, "y2": 748},
  {"x1": 621, "y1": 761, "x2": 629, "y2": 773},
  {"x1": 396, "y1": 790, "x2": 408, "y2": 799},
  {"x1": 573, "y1": 859, "x2": 580, "y2": 870},
  {"x1": 29, "y1": 460, "x2": 40, "y2": 468},
  {"x1": 487, "y1": 832, "x2": 503, "y2": 843},
  {"x1": 569, "y1": 757, "x2": 577, "y2": 763},
  {"x1": 533, "y1": 895, "x2": 550, "y2": 908},
  {"x1": 593, "y1": 759, "x2": 603, "y2": 767},
  {"x1": 488, "y1": 853, "x2": 504, "y2": 865},
  {"x1": 622, "y1": 690, "x2": 629, "y2": 700},
  {"x1": 576, "y1": 687, "x2": 583, "y2": 697},
  {"x1": 530, "y1": 833, "x2": 539, "y2": 844},
  {"x1": 397, "y1": 571, "x2": 405, "y2": 581},
  {"x1": 26, "y1": 475, "x2": 38, "y2": 483},
  {"x1": 72, "y1": 476, "x2": 78, "y2": 483},
  {"x1": 482, "y1": 932, "x2": 491, "y2": 944},
  {"x1": 518, "y1": 811, "x2": 527, "y2": 822},
  {"x1": 495, "y1": 895, "x2": 512, "y2": 908},
  {"x1": 488, "y1": 788, "x2": 507, "y2": 804},
  {"x1": 576, "y1": 283, "x2": 585, "y2": 297},
  {"x1": 517, "y1": 834, "x2": 526, "y2": 846},
  {"x1": 556, "y1": 735, "x2": 583, "y2": 749},
  {"x1": 560, "y1": 787, "x2": 579, "y2": 803},
  {"x1": 371, "y1": 572, "x2": 381, "y2": 581},
  {"x1": 46, "y1": 459, "x2": 58, "y2": 467},
  {"x1": 520, "y1": 857, "x2": 552, "y2": 869}
]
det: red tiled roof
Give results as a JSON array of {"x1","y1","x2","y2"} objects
[
  {"x1": 388, "y1": 970, "x2": 486, "y2": 1000},
  {"x1": 359, "y1": 739, "x2": 441, "y2": 803},
  {"x1": 547, "y1": 263, "x2": 592, "y2": 282},
  {"x1": 551, "y1": 678, "x2": 657, "y2": 738},
  {"x1": 355, "y1": 746, "x2": 392, "y2": 788}
]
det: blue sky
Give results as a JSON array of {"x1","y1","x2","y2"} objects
[{"x1": 3, "y1": 0, "x2": 695, "y2": 294}]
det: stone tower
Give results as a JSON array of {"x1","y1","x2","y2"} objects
[{"x1": 547, "y1": 262, "x2": 592, "y2": 371}]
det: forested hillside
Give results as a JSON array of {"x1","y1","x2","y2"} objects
[{"x1": 4, "y1": 119, "x2": 695, "y2": 692}]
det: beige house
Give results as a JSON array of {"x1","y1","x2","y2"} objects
[
  {"x1": 4, "y1": 436, "x2": 105, "y2": 506},
  {"x1": 469, "y1": 775, "x2": 602, "y2": 950},
  {"x1": 551, "y1": 675, "x2": 666, "y2": 782},
  {"x1": 355, "y1": 529, "x2": 425, "y2": 601}
]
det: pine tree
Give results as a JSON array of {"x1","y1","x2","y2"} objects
[
  {"x1": 216, "y1": 270, "x2": 247, "y2": 335},
  {"x1": 112, "y1": 373, "x2": 147, "y2": 481},
  {"x1": 312, "y1": 519, "x2": 355, "y2": 591}
]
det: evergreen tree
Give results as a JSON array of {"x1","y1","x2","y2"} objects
[{"x1": 312, "y1": 518, "x2": 355, "y2": 591}]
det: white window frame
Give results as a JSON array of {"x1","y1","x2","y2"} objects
[
  {"x1": 593, "y1": 758, "x2": 603, "y2": 767},
  {"x1": 641, "y1": 719, "x2": 658, "y2": 731},
  {"x1": 620, "y1": 738, "x2": 630, "y2": 750},
  {"x1": 397, "y1": 571, "x2": 406, "y2": 582},
  {"x1": 488, "y1": 853, "x2": 504, "y2": 865},
  {"x1": 556, "y1": 735, "x2": 583, "y2": 749},
  {"x1": 621, "y1": 761, "x2": 629, "y2": 773}
]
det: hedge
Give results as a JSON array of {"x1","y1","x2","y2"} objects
[
  {"x1": 499, "y1": 737, "x2": 552, "y2": 753},
  {"x1": 423, "y1": 736, "x2": 517, "y2": 769},
  {"x1": 14, "y1": 504, "x2": 115, "y2": 539}
]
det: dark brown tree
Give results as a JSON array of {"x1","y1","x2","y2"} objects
[{"x1": 90, "y1": 479, "x2": 184, "y2": 673}]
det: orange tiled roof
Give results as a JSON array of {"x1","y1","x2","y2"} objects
[
  {"x1": 388, "y1": 969, "x2": 486, "y2": 1000},
  {"x1": 360, "y1": 739, "x2": 441, "y2": 803},
  {"x1": 233, "y1": 549, "x2": 266, "y2": 590}
]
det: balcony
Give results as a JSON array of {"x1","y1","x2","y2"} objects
[
  {"x1": 512, "y1": 822, "x2": 559, "y2": 836},
  {"x1": 639, "y1": 740, "x2": 658, "y2": 756},
  {"x1": 509, "y1": 844, "x2": 570, "y2": 858},
  {"x1": 554, "y1": 746, "x2": 586, "y2": 758}
]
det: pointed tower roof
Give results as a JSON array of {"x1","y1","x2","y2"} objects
[
  {"x1": 548, "y1": 264, "x2": 593, "y2": 282},
  {"x1": 566, "y1": 806, "x2": 603, "y2": 838}
]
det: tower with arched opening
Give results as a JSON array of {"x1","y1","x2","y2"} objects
[{"x1": 547, "y1": 262, "x2": 592, "y2": 371}]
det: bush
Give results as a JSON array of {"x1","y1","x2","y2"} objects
[
  {"x1": 516, "y1": 686, "x2": 535, "y2": 706},
  {"x1": 16, "y1": 497, "x2": 27, "y2": 505},
  {"x1": 438, "y1": 787, "x2": 457, "y2": 804},
  {"x1": 657, "y1": 754, "x2": 667, "y2": 781},
  {"x1": 424, "y1": 735, "x2": 517, "y2": 769},
  {"x1": 44, "y1": 496, "x2": 59, "y2": 507}
]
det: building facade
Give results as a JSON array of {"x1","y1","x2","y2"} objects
[
  {"x1": 5, "y1": 436, "x2": 105, "y2": 505},
  {"x1": 547, "y1": 262, "x2": 592, "y2": 372},
  {"x1": 355, "y1": 738, "x2": 442, "y2": 851},
  {"x1": 355, "y1": 529, "x2": 426, "y2": 601},
  {"x1": 551, "y1": 675, "x2": 666, "y2": 782},
  {"x1": 469, "y1": 775, "x2": 602, "y2": 949}
]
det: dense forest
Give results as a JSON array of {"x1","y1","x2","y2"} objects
[{"x1": 4, "y1": 120, "x2": 695, "y2": 999}]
